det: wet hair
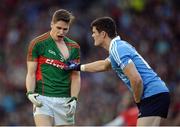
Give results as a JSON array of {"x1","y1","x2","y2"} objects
[
  {"x1": 91, "y1": 17, "x2": 117, "y2": 38},
  {"x1": 52, "y1": 9, "x2": 74, "y2": 24}
]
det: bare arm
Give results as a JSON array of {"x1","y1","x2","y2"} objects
[
  {"x1": 123, "y1": 61, "x2": 143, "y2": 103},
  {"x1": 70, "y1": 71, "x2": 81, "y2": 98},
  {"x1": 82, "y1": 58, "x2": 111, "y2": 72},
  {"x1": 26, "y1": 61, "x2": 37, "y2": 92}
]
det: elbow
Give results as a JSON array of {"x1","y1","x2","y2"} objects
[
  {"x1": 102, "y1": 62, "x2": 110, "y2": 71},
  {"x1": 102, "y1": 65, "x2": 108, "y2": 71},
  {"x1": 27, "y1": 72, "x2": 36, "y2": 78},
  {"x1": 137, "y1": 77, "x2": 143, "y2": 85},
  {"x1": 132, "y1": 76, "x2": 143, "y2": 87},
  {"x1": 101, "y1": 66, "x2": 109, "y2": 72}
]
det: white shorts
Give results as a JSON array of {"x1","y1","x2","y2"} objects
[{"x1": 33, "y1": 95, "x2": 75, "y2": 125}]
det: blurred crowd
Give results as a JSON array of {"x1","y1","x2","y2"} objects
[{"x1": 0, "y1": 0, "x2": 179, "y2": 126}]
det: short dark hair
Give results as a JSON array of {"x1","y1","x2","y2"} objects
[
  {"x1": 91, "y1": 17, "x2": 117, "y2": 38},
  {"x1": 52, "y1": 9, "x2": 74, "y2": 24}
]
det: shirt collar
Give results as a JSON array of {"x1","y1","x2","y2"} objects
[{"x1": 109, "y1": 36, "x2": 121, "y2": 52}]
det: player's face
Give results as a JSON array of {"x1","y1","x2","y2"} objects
[
  {"x1": 92, "y1": 26, "x2": 104, "y2": 46},
  {"x1": 51, "y1": 20, "x2": 69, "y2": 41}
]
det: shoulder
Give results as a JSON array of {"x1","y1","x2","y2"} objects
[
  {"x1": 111, "y1": 40, "x2": 129, "y2": 52},
  {"x1": 110, "y1": 40, "x2": 134, "y2": 57},
  {"x1": 64, "y1": 37, "x2": 80, "y2": 49},
  {"x1": 29, "y1": 32, "x2": 50, "y2": 48},
  {"x1": 118, "y1": 40, "x2": 132, "y2": 49}
]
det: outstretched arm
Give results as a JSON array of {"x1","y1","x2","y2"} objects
[
  {"x1": 81, "y1": 58, "x2": 111, "y2": 72},
  {"x1": 65, "y1": 58, "x2": 111, "y2": 72}
]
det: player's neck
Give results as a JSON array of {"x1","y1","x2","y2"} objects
[
  {"x1": 55, "y1": 39, "x2": 64, "y2": 44},
  {"x1": 102, "y1": 38, "x2": 111, "y2": 51}
]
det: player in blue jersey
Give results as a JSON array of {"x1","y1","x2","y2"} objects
[{"x1": 65, "y1": 17, "x2": 170, "y2": 126}]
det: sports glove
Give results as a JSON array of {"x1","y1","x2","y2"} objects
[
  {"x1": 26, "y1": 91, "x2": 43, "y2": 107},
  {"x1": 65, "y1": 61, "x2": 81, "y2": 71},
  {"x1": 65, "y1": 97, "x2": 77, "y2": 116}
]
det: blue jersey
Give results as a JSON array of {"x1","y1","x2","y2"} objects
[{"x1": 109, "y1": 36, "x2": 169, "y2": 99}]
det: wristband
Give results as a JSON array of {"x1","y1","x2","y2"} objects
[
  {"x1": 26, "y1": 91, "x2": 34, "y2": 96},
  {"x1": 81, "y1": 65, "x2": 85, "y2": 71},
  {"x1": 71, "y1": 96, "x2": 78, "y2": 101}
]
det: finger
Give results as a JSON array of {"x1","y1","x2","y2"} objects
[
  {"x1": 32, "y1": 99, "x2": 42, "y2": 107},
  {"x1": 64, "y1": 103, "x2": 70, "y2": 107},
  {"x1": 66, "y1": 106, "x2": 73, "y2": 116},
  {"x1": 33, "y1": 105, "x2": 37, "y2": 113},
  {"x1": 64, "y1": 99, "x2": 72, "y2": 107},
  {"x1": 68, "y1": 106, "x2": 75, "y2": 115}
]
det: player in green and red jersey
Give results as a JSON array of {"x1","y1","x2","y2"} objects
[{"x1": 26, "y1": 9, "x2": 81, "y2": 126}]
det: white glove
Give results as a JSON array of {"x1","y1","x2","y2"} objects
[
  {"x1": 26, "y1": 91, "x2": 43, "y2": 107},
  {"x1": 65, "y1": 97, "x2": 77, "y2": 116}
]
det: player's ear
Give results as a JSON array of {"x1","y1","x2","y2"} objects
[
  {"x1": 101, "y1": 31, "x2": 106, "y2": 38},
  {"x1": 50, "y1": 22, "x2": 53, "y2": 28}
]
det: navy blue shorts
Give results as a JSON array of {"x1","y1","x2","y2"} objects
[{"x1": 136, "y1": 92, "x2": 170, "y2": 118}]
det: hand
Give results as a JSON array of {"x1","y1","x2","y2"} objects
[
  {"x1": 134, "y1": 98, "x2": 141, "y2": 103},
  {"x1": 65, "y1": 97, "x2": 77, "y2": 116},
  {"x1": 65, "y1": 61, "x2": 81, "y2": 71},
  {"x1": 26, "y1": 91, "x2": 43, "y2": 107}
]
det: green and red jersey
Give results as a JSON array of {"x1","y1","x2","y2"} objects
[{"x1": 27, "y1": 32, "x2": 80, "y2": 97}]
